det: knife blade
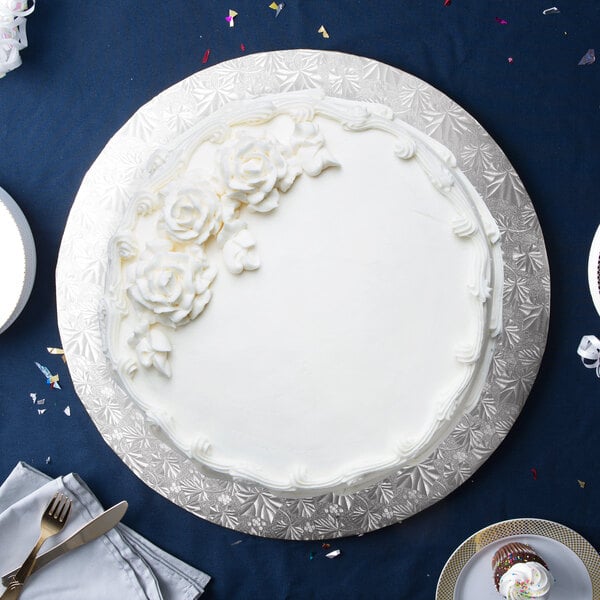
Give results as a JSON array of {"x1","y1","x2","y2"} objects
[{"x1": 1, "y1": 501, "x2": 128, "y2": 586}]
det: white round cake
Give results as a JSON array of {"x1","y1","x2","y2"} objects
[{"x1": 104, "y1": 90, "x2": 503, "y2": 497}]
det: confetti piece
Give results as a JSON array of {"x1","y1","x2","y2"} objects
[
  {"x1": 37, "y1": 409, "x2": 46, "y2": 415},
  {"x1": 35, "y1": 362, "x2": 61, "y2": 389},
  {"x1": 36, "y1": 398, "x2": 45, "y2": 405},
  {"x1": 531, "y1": 467, "x2": 538, "y2": 480},
  {"x1": 578, "y1": 49, "x2": 595, "y2": 66},
  {"x1": 45, "y1": 457, "x2": 51, "y2": 464},
  {"x1": 226, "y1": 9, "x2": 238, "y2": 27},
  {"x1": 309, "y1": 551, "x2": 316, "y2": 560},
  {"x1": 542, "y1": 7, "x2": 560, "y2": 15},
  {"x1": 326, "y1": 549, "x2": 341, "y2": 559},
  {"x1": 495, "y1": 17, "x2": 508, "y2": 25},
  {"x1": 322, "y1": 543, "x2": 331, "y2": 549},
  {"x1": 231, "y1": 539, "x2": 243, "y2": 546},
  {"x1": 64, "y1": 405, "x2": 71, "y2": 416},
  {"x1": 30, "y1": 392, "x2": 36, "y2": 403},
  {"x1": 47, "y1": 347, "x2": 66, "y2": 363},
  {"x1": 269, "y1": 2, "x2": 285, "y2": 17},
  {"x1": 202, "y1": 49, "x2": 210, "y2": 64},
  {"x1": 444, "y1": 0, "x2": 451, "y2": 6},
  {"x1": 508, "y1": 57, "x2": 514, "y2": 64},
  {"x1": 578, "y1": 480, "x2": 586, "y2": 488},
  {"x1": 240, "y1": 43, "x2": 246, "y2": 51},
  {"x1": 317, "y1": 25, "x2": 329, "y2": 39}
]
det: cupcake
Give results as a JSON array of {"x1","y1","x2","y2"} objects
[{"x1": 492, "y1": 542, "x2": 553, "y2": 599}]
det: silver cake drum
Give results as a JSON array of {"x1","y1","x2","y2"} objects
[{"x1": 56, "y1": 50, "x2": 550, "y2": 539}]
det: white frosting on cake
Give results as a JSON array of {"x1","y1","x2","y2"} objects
[{"x1": 104, "y1": 90, "x2": 503, "y2": 496}]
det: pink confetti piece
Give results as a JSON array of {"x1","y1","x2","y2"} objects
[
  {"x1": 226, "y1": 9, "x2": 238, "y2": 27},
  {"x1": 578, "y1": 49, "x2": 595, "y2": 65},
  {"x1": 444, "y1": 0, "x2": 451, "y2": 6},
  {"x1": 202, "y1": 49, "x2": 210, "y2": 64},
  {"x1": 508, "y1": 57, "x2": 514, "y2": 64},
  {"x1": 495, "y1": 17, "x2": 508, "y2": 25},
  {"x1": 240, "y1": 43, "x2": 246, "y2": 51},
  {"x1": 531, "y1": 467, "x2": 538, "y2": 480}
]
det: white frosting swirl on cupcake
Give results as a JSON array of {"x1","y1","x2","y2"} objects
[{"x1": 499, "y1": 561, "x2": 553, "y2": 599}]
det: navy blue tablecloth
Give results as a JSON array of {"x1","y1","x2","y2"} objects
[{"x1": 1, "y1": 1, "x2": 599, "y2": 598}]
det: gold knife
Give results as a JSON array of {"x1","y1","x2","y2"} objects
[{"x1": 1, "y1": 501, "x2": 128, "y2": 590}]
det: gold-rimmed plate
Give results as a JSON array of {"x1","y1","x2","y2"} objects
[{"x1": 437, "y1": 518, "x2": 600, "y2": 599}]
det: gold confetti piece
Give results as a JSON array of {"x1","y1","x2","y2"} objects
[
  {"x1": 578, "y1": 480, "x2": 586, "y2": 488},
  {"x1": 269, "y1": 1, "x2": 284, "y2": 16},
  {"x1": 47, "y1": 347, "x2": 66, "y2": 363},
  {"x1": 318, "y1": 25, "x2": 329, "y2": 39}
]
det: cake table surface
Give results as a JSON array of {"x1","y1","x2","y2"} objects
[{"x1": 0, "y1": 2, "x2": 598, "y2": 598}]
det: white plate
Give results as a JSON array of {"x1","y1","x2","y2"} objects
[
  {"x1": 0, "y1": 186, "x2": 36, "y2": 334},
  {"x1": 437, "y1": 519, "x2": 600, "y2": 600},
  {"x1": 587, "y1": 225, "x2": 600, "y2": 317}
]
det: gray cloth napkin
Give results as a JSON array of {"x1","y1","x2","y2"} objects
[{"x1": 0, "y1": 462, "x2": 210, "y2": 599}]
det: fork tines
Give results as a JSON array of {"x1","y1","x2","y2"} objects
[{"x1": 47, "y1": 492, "x2": 72, "y2": 522}]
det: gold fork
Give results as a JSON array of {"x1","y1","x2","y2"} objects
[{"x1": 0, "y1": 493, "x2": 72, "y2": 599}]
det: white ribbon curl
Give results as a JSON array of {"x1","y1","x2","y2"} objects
[
  {"x1": 577, "y1": 335, "x2": 600, "y2": 377},
  {"x1": 0, "y1": 0, "x2": 35, "y2": 78}
]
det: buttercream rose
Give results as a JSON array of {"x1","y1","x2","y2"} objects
[
  {"x1": 161, "y1": 180, "x2": 221, "y2": 243},
  {"x1": 218, "y1": 219, "x2": 260, "y2": 274},
  {"x1": 113, "y1": 233, "x2": 138, "y2": 260},
  {"x1": 128, "y1": 239, "x2": 216, "y2": 327},
  {"x1": 134, "y1": 326, "x2": 173, "y2": 378},
  {"x1": 219, "y1": 134, "x2": 296, "y2": 213}
]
